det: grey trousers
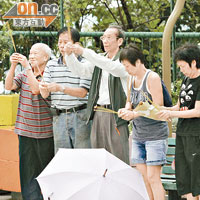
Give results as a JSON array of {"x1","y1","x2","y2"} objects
[{"x1": 91, "y1": 111, "x2": 130, "y2": 164}]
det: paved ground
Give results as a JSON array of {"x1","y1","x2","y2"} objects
[
  {"x1": 0, "y1": 192, "x2": 21, "y2": 200},
  {"x1": 0, "y1": 195, "x2": 11, "y2": 200}
]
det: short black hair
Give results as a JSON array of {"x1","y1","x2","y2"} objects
[
  {"x1": 58, "y1": 27, "x2": 80, "y2": 43},
  {"x1": 174, "y1": 43, "x2": 200, "y2": 69},
  {"x1": 119, "y1": 43, "x2": 145, "y2": 65}
]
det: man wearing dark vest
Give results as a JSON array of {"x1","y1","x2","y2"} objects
[{"x1": 64, "y1": 24, "x2": 129, "y2": 164}]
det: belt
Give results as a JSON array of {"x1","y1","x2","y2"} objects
[
  {"x1": 97, "y1": 104, "x2": 111, "y2": 109},
  {"x1": 53, "y1": 104, "x2": 87, "y2": 115}
]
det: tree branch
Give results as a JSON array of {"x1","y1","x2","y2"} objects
[
  {"x1": 120, "y1": 0, "x2": 133, "y2": 29},
  {"x1": 116, "y1": 0, "x2": 126, "y2": 30},
  {"x1": 103, "y1": 2, "x2": 119, "y2": 25}
]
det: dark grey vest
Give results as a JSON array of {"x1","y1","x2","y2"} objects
[{"x1": 131, "y1": 70, "x2": 169, "y2": 141}]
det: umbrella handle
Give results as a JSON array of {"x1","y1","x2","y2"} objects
[
  {"x1": 48, "y1": 192, "x2": 54, "y2": 199},
  {"x1": 103, "y1": 169, "x2": 108, "y2": 177}
]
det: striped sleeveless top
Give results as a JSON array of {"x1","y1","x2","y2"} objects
[{"x1": 131, "y1": 70, "x2": 169, "y2": 141}]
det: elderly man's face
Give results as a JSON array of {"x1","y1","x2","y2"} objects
[
  {"x1": 100, "y1": 28, "x2": 122, "y2": 54},
  {"x1": 29, "y1": 45, "x2": 48, "y2": 68}
]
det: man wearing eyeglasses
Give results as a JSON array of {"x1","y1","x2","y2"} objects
[{"x1": 64, "y1": 24, "x2": 129, "y2": 164}]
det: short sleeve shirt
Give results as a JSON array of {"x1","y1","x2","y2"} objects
[
  {"x1": 14, "y1": 72, "x2": 53, "y2": 138},
  {"x1": 176, "y1": 75, "x2": 200, "y2": 136},
  {"x1": 43, "y1": 57, "x2": 91, "y2": 109}
]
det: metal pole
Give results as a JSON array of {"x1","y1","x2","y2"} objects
[
  {"x1": 171, "y1": 0, "x2": 176, "y2": 82},
  {"x1": 60, "y1": 0, "x2": 64, "y2": 28},
  {"x1": 162, "y1": 0, "x2": 185, "y2": 93},
  {"x1": 1, "y1": 31, "x2": 200, "y2": 38},
  {"x1": 162, "y1": 0, "x2": 186, "y2": 136}
]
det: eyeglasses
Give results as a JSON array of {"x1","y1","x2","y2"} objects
[{"x1": 100, "y1": 36, "x2": 119, "y2": 41}]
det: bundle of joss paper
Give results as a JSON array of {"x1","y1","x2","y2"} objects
[
  {"x1": 134, "y1": 101, "x2": 164, "y2": 121},
  {"x1": 94, "y1": 95, "x2": 168, "y2": 121}
]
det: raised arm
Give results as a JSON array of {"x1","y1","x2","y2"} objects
[
  {"x1": 65, "y1": 53, "x2": 94, "y2": 78},
  {"x1": 17, "y1": 54, "x2": 40, "y2": 94},
  {"x1": 65, "y1": 43, "x2": 128, "y2": 78},
  {"x1": 82, "y1": 48, "x2": 128, "y2": 77},
  {"x1": 5, "y1": 53, "x2": 19, "y2": 91}
]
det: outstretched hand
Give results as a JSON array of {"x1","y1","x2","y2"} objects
[
  {"x1": 157, "y1": 110, "x2": 171, "y2": 122},
  {"x1": 39, "y1": 82, "x2": 63, "y2": 93},
  {"x1": 64, "y1": 42, "x2": 84, "y2": 56},
  {"x1": 39, "y1": 82, "x2": 49, "y2": 93}
]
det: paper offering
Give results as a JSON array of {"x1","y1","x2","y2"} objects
[{"x1": 134, "y1": 101, "x2": 166, "y2": 121}]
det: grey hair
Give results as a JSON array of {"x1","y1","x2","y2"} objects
[{"x1": 32, "y1": 43, "x2": 52, "y2": 60}]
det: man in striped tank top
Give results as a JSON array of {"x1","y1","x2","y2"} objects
[
  {"x1": 5, "y1": 43, "x2": 54, "y2": 200},
  {"x1": 39, "y1": 27, "x2": 91, "y2": 153}
]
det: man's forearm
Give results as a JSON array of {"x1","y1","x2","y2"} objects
[
  {"x1": 82, "y1": 48, "x2": 127, "y2": 77},
  {"x1": 5, "y1": 64, "x2": 17, "y2": 90},
  {"x1": 39, "y1": 87, "x2": 50, "y2": 99},
  {"x1": 65, "y1": 54, "x2": 94, "y2": 78},
  {"x1": 26, "y1": 68, "x2": 41, "y2": 94},
  {"x1": 61, "y1": 85, "x2": 88, "y2": 98}
]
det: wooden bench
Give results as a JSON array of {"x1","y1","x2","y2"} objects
[{"x1": 161, "y1": 137, "x2": 185, "y2": 200}]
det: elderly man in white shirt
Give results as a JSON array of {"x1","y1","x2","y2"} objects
[{"x1": 65, "y1": 24, "x2": 129, "y2": 164}]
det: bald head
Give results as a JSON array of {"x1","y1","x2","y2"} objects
[
  {"x1": 29, "y1": 43, "x2": 52, "y2": 68},
  {"x1": 31, "y1": 43, "x2": 52, "y2": 60}
]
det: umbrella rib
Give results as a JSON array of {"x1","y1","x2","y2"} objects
[
  {"x1": 106, "y1": 176, "x2": 148, "y2": 200},
  {"x1": 63, "y1": 170, "x2": 148, "y2": 200},
  {"x1": 38, "y1": 170, "x2": 96, "y2": 179},
  {"x1": 64, "y1": 174, "x2": 148, "y2": 200},
  {"x1": 104, "y1": 167, "x2": 130, "y2": 175},
  {"x1": 64, "y1": 178, "x2": 101, "y2": 200}
]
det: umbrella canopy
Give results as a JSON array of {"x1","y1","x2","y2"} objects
[{"x1": 37, "y1": 148, "x2": 149, "y2": 200}]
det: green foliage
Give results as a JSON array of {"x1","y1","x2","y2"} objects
[
  {"x1": 171, "y1": 79, "x2": 182, "y2": 105},
  {"x1": 0, "y1": 0, "x2": 14, "y2": 14},
  {"x1": 0, "y1": 0, "x2": 200, "y2": 84},
  {"x1": 0, "y1": 24, "x2": 13, "y2": 81},
  {"x1": 176, "y1": 0, "x2": 200, "y2": 32}
]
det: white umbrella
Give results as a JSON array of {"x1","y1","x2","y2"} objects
[{"x1": 37, "y1": 148, "x2": 149, "y2": 200}]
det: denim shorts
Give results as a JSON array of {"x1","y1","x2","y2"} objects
[{"x1": 131, "y1": 139, "x2": 168, "y2": 166}]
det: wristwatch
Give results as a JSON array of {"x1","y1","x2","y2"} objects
[
  {"x1": 60, "y1": 85, "x2": 65, "y2": 93},
  {"x1": 25, "y1": 65, "x2": 32, "y2": 71}
]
